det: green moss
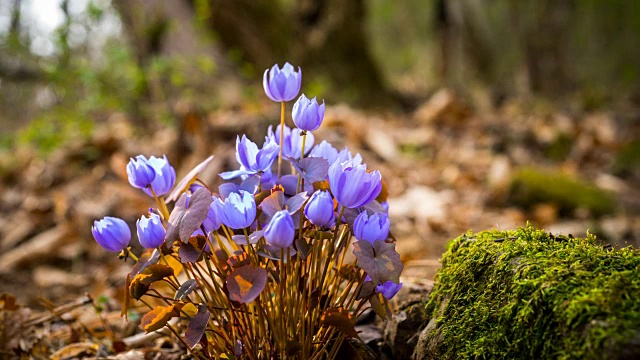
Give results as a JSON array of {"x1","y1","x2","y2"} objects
[
  {"x1": 425, "y1": 225, "x2": 640, "y2": 360},
  {"x1": 508, "y1": 168, "x2": 616, "y2": 216}
]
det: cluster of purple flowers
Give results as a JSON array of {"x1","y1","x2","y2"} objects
[{"x1": 92, "y1": 62, "x2": 402, "y2": 300}]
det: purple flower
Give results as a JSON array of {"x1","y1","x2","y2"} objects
[
  {"x1": 141, "y1": 155, "x2": 176, "y2": 197},
  {"x1": 136, "y1": 213, "x2": 166, "y2": 249},
  {"x1": 267, "y1": 125, "x2": 314, "y2": 160},
  {"x1": 353, "y1": 211, "x2": 390, "y2": 244},
  {"x1": 126, "y1": 155, "x2": 155, "y2": 189},
  {"x1": 215, "y1": 190, "x2": 256, "y2": 229},
  {"x1": 328, "y1": 158, "x2": 382, "y2": 208},
  {"x1": 92, "y1": 217, "x2": 131, "y2": 252},
  {"x1": 336, "y1": 147, "x2": 363, "y2": 166},
  {"x1": 304, "y1": 190, "x2": 335, "y2": 227},
  {"x1": 309, "y1": 140, "x2": 339, "y2": 165},
  {"x1": 203, "y1": 198, "x2": 222, "y2": 233},
  {"x1": 376, "y1": 281, "x2": 402, "y2": 300},
  {"x1": 292, "y1": 94, "x2": 325, "y2": 131},
  {"x1": 264, "y1": 210, "x2": 295, "y2": 248},
  {"x1": 220, "y1": 135, "x2": 279, "y2": 180},
  {"x1": 263, "y1": 63, "x2": 302, "y2": 102}
]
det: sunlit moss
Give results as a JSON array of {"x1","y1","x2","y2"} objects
[{"x1": 424, "y1": 225, "x2": 640, "y2": 359}]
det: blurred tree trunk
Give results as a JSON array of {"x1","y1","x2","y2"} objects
[
  {"x1": 112, "y1": 0, "x2": 240, "y2": 126},
  {"x1": 193, "y1": 0, "x2": 392, "y2": 107}
]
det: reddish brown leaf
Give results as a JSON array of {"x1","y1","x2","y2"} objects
[
  {"x1": 320, "y1": 307, "x2": 359, "y2": 339},
  {"x1": 226, "y1": 265, "x2": 267, "y2": 304},
  {"x1": 185, "y1": 304, "x2": 210, "y2": 349},
  {"x1": 352, "y1": 240, "x2": 403, "y2": 285},
  {"x1": 166, "y1": 155, "x2": 214, "y2": 202},
  {"x1": 140, "y1": 304, "x2": 183, "y2": 333}
]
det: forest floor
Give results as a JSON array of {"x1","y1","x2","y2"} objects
[{"x1": 0, "y1": 90, "x2": 639, "y2": 357}]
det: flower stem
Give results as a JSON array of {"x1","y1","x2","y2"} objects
[
  {"x1": 277, "y1": 101, "x2": 286, "y2": 179},
  {"x1": 149, "y1": 185, "x2": 170, "y2": 221}
]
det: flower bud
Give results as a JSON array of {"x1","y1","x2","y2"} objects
[
  {"x1": 328, "y1": 159, "x2": 382, "y2": 209},
  {"x1": 264, "y1": 210, "x2": 295, "y2": 248},
  {"x1": 304, "y1": 190, "x2": 335, "y2": 228},
  {"x1": 126, "y1": 155, "x2": 155, "y2": 189},
  {"x1": 309, "y1": 140, "x2": 339, "y2": 165},
  {"x1": 376, "y1": 281, "x2": 402, "y2": 300},
  {"x1": 203, "y1": 197, "x2": 222, "y2": 233},
  {"x1": 215, "y1": 191, "x2": 256, "y2": 229},
  {"x1": 353, "y1": 211, "x2": 390, "y2": 244},
  {"x1": 292, "y1": 94, "x2": 325, "y2": 131},
  {"x1": 92, "y1": 216, "x2": 131, "y2": 252},
  {"x1": 136, "y1": 213, "x2": 166, "y2": 249},
  {"x1": 263, "y1": 63, "x2": 302, "y2": 102},
  {"x1": 141, "y1": 155, "x2": 176, "y2": 197}
]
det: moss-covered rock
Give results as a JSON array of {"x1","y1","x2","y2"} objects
[
  {"x1": 508, "y1": 168, "x2": 616, "y2": 216},
  {"x1": 417, "y1": 225, "x2": 640, "y2": 360}
]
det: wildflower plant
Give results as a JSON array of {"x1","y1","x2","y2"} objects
[{"x1": 93, "y1": 62, "x2": 403, "y2": 359}]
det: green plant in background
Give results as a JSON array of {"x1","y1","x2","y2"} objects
[
  {"x1": 422, "y1": 225, "x2": 640, "y2": 360},
  {"x1": 508, "y1": 167, "x2": 616, "y2": 217}
]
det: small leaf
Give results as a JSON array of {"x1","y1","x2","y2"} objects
[
  {"x1": 167, "y1": 155, "x2": 214, "y2": 202},
  {"x1": 259, "y1": 191, "x2": 284, "y2": 217},
  {"x1": 356, "y1": 281, "x2": 376, "y2": 300},
  {"x1": 165, "y1": 193, "x2": 189, "y2": 243},
  {"x1": 240, "y1": 175, "x2": 260, "y2": 194},
  {"x1": 226, "y1": 265, "x2": 267, "y2": 303},
  {"x1": 185, "y1": 304, "x2": 210, "y2": 349},
  {"x1": 338, "y1": 264, "x2": 359, "y2": 282},
  {"x1": 179, "y1": 240, "x2": 203, "y2": 263},
  {"x1": 289, "y1": 157, "x2": 330, "y2": 183},
  {"x1": 129, "y1": 249, "x2": 161, "y2": 278},
  {"x1": 294, "y1": 237, "x2": 311, "y2": 260},
  {"x1": 138, "y1": 264, "x2": 174, "y2": 285},
  {"x1": 174, "y1": 279, "x2": 198, "y2": 300},
  {"x1": 140, "y1": 304, "x2": 183, "y2": 333},
  {"x1": 179, "y1": 188, "x2": 213, "y2": 242},
  {"x1": 284, "y1": 192, "x2": 308, "y2": 214},
  {"x1": 320, "y1": 307, "x2": 359, "y2": 339},
  {"x1": 182, "y1": 303, "x2": 198, "y2": 317},
  {"x1": 130, "y1": 264, "x2": 174, "y2": 300},
  {"x1": 369, "y1": 293, "x2": 391, "y2": 321},
  {"x1": 353, "y1": 240, "x2": 403, "y2": 285}
]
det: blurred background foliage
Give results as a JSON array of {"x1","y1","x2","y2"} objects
[{"x1": 0, "y1": 0, "x2": 639, "y2": 155}]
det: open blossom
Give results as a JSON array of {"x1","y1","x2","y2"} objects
[
  {"x1": 142, "y1": 155, "x2": 176, "y2": 197},
  {"x1": 353, "y1": 211, "x2": 390, "y2": 244},
  {"x1": 328, "y1": 158, "x2": 382, "y2": 209},
  {"x1": 304, "y1": 190, "x2": 335, "y2": 228},
  {"x1": 267, "y1": 125, "x2": 314, "y2": 160},
  {"x1": 264, "y1": 210, "x2": 295, "y2": 248},
  {"x1": 263, "y1": 63, "x2": 302, "y2": 102},
  {"x1": 292, "y1": 94, "x2": 325, "y2": 131},
  {"x1": 126, "y1": 155, "x2": 155, "y2": 189},
  {"x1": 215, "y1": 190, "x2": 256, "y2": 229},
  {"x1": 220, "y1": 135, "x2": 279, "y2": 180},
  {"x1": 92, "y1": 217, "x2": 131, "y2": 252},
  {"x1": 137, "y1": 213, "x2": 166, "y2": 249}
]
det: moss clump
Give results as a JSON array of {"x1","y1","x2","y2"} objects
[
  {"x1": 423, "y1": 225, "x2": 640, "y2": 360},
  {"x1": 508, "y1": 167, "x2": 616, "y2": 216}
]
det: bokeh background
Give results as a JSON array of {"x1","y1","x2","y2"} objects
[{"x1": 1, "y1": 0, "x2": 640, "y2": 306}]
